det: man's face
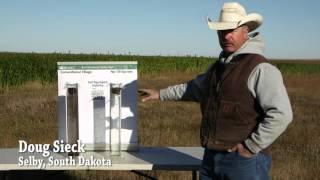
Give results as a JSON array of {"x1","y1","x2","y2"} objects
[{"x1": 217, "y1": 26, "x2": 249, "y2": 54}]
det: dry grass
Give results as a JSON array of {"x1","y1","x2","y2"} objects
[
  {"x1": 270, "y1": 74, "x2": 320, "y2": 179},
  {"x1": 0, "y1": 72, "x2": 320, "y2": 179}
]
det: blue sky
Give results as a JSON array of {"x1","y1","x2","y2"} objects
[{"x1": 0, "y1": 0, "x2": 319, "y2": 59}]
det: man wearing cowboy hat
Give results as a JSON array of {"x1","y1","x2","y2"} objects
[{"x1": 140, "y1": 2, "x2": 292, "y2": 179}]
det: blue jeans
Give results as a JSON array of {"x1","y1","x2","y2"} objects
[{"x1": 200, "y1": 149, "x2": 272, "y2": 180}]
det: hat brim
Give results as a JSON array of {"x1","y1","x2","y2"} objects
[{"x1": 207, "y1": 13, "x2": 263, "y2": 32}]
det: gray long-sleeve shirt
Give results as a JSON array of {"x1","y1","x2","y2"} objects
[{"x1": 159, "y1": 33, "x2": 293, "y2": 153}]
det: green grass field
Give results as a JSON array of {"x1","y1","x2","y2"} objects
[{"x1": 0, "y1": 52, "x2": 320, "y2": 179}]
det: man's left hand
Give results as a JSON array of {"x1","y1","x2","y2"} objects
[{"x1": 228, "y1": 143, "x2": 256, "y2": 158}]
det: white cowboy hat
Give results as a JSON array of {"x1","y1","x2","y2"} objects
[{"x1": 207, "y1": 2, "x2": 263, "y2": 32}]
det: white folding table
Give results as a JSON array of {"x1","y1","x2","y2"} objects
[{"x1": 0, "y1": 147, "x2": 204, "y2": 180}]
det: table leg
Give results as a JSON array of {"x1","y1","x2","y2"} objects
[
  {"x1": 192, "y1": 170, "x2": 197, "y2": 180},
  {"x1": 0, "y1": 171, "x2": 7, "y2": 180},
  {"x1": 131, "y1": 170, "x2": 158, "y2": 180}
]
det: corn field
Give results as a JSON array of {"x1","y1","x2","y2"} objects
[{"x1": 0, "y1": 52, "x2": 319, "y2": 87}]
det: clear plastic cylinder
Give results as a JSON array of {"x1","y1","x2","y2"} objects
[
  {"x1": 66, "y1": 83, "x2": 79, "y2": 156},
  {"x1": 110, "y1": 84, "x2": 122, "y2": 155}
]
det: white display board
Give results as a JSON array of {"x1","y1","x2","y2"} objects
[{"x1": 57, "y1": 61, "x2": 138, "y2": 151}]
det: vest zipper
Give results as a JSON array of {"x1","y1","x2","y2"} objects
[{"x1": 213, "y1": 81, "x2": 221, "y2": 143}]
